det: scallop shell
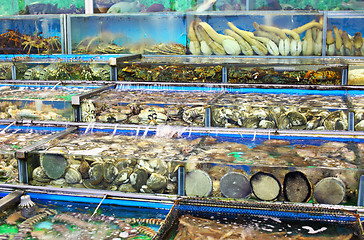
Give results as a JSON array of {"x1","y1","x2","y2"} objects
[
  {"x1": 103, "y1": 162, "x2": 118, "y2": 183},
  {"x1": 146, "y1": 173, "x2": 167, "y2": 191},
  {"x1": 113, "y1": 167, "x2": 133, "y2": 185},
  {"x1": 89, "y1": 163, "x2": 104, "y2": 185},
  {"x1": 65, "y1": 167, "x2": 82, "y2": 184},
  {"x1": 32, "y1": 166, "x2": 51, "y2": 183}
]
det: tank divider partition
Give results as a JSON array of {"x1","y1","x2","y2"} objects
[
  {"x1": 61, "y1": 14, "x2": 67, "y2": 54},
  {"x1": 0, "y1": 190, "x2": 23, "y2": 212},
  {"x1": 322, "y1": 11, "x2": 328, "y2": 56},
  {"x1": 109, "y1": 54, "x2": 142, "y2": 81},
  {"x1": 15, "y1": 126, "x2": 78, "y2": 183},
  {"x1": 72, "y1": 84, "x2": 116, "y2": 121}
]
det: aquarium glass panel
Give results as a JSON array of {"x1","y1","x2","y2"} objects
[
  {"x1": 0, "y1": 15, "x2": 62, "y2": 54},
  {"x1": 30, "y1": 128, "x2": 189, "y2": 195},
  {"x1": 327, "y1": 13, "x2": 364, "y2": 56},
  {"x1": 348, "y1": 90, "x2": 364, "y2": 131},
  {"x1": 180, "y1": 132, "x2": 364, "y2": 205},
  {"x1": 81, "y1": 87, "x2": 219, "y2": 126},
  {"x1": 0, "y1": 85, "x2": 96, "y2": 121},
  {"x1": 226, "y1": 58, "x2": 344, "y2": 85},
  {"x1": 248, "y1": 0, "x2": 364, "y2": 10},
  {"x1": 117, "y1": 56, "x2": 224, "y2": 82},
  {"x1": 348, "y1": 63, "x2": 364, "y2": 85},
  {"x1": 69, "y1": 13, "x2": 186, "y2": 55},
  {"x1": 0, "y1": 192, "x2": 168, "y2": 239},
  {"x1": 20, "y1": 0, "x2": 85, "y2": 14},
  {"x1": 186, "y1": 12, "x2": 323, "y2": 56},
  {"x1": 16, "y1": 61, "x2": 110, "y2": 81},
  {"x1": 211, "y1": 89, "x2": 349, "y2": 130},
  {"x1": 0, "y1": 125, "x2": 64, "y2": 184}
]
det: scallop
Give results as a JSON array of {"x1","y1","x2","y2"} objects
[
  {"x1": 65, "y1": 167, "x2": 82, "y2": 184},
  {"x1": 103, "y1": 162, "x2": 118, "y2": 183},
  {"x1": 89, "y1": 163, "x2": 104, "y2": 185},
  {"x1": 113, "y1": 167, "x2": 133, "y2": 185},
  {"x1": 146, "y1": 173, "x2": 167, "y2": 191},
  {"x1": 32, "y1": 166, "x2": 51, "y2": 183}
]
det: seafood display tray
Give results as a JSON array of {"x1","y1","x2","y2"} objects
[
  {"x1": 157, "y1": 197, "x2": 364, "y2": 239},
  {"x1": 0, "y1": 189, "x2": 171, "y2": 240},
  {"x1": 13, "y1": 124, "x2": 364, "y2": 205}
]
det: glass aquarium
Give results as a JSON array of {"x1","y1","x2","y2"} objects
[
  {"x1": 348, "y1": 90, "x2": 364, "y2": 131},
  {"x1": 211, "y1": 88, "x2": 349, "y2": 131},
  {"x1": 186, "y1": 12, "x2": 324, "y2": 56},
  {"x1": 157, "y1": 198, "x2": 362, "y2": 239},
  {"x1": 248, "y1": 0, "x2": 364, "y2": 10},
  {"x1": 117, "y1": 56, "x2": 224, "y2": 83},
  {"x1": 28, "y1": 127, "x2": 188, "y2": 195},
  {"x1": 348, "y1": 63, "x2": 364, "y2": 85},
  {"x1": 181, "y1": 131, "x2": 364, "y2": 205},
  {"x1": 0, "y1": 124, "x2": 64, "y2": 184},
  {"x1": 327, "y1": 12, "x2": 364, "y2": 56},
  {"x1": 226, "y1": 58, "x2": 345, "y2": 85},
  {"x1": 81, "y1": 86, "x2": 219, "y2": 126},
  {"x1": 68, "y1": 13, "x2": 186, "y2": 55},
  {"x1": 0, "y1": 84, "x2": 98, "y2": 121},
  {"x1": 0, "y1": 15, "x2": 63, "y2": 54},
  {"x1": 0, "y1": 191, "x2": 169, "y2": 239},
  {"x1": 15, "y1": 60, "x2": 111, "y2": 81}
]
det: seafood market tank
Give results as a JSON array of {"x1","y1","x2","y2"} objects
[
  {"x1": 0, "y1": 124, "x2": 65, "y2": 184},
  {"x1": 0, "y1": 84, "x2": 99, "y2": 122},
  {"x1": 327, "y1": 12, "x2": 364, "y2": 56},
  {"x1": 0, "y1": 15, "x2": 64, "y2": 54},
  {"x1": 181, "y1": 130, "x2": 364, "y2": 206},
  {"x1": 67, "y1": 13, "x2": 186, "y2": 55},
  {"x1": 80, "y1": 86, "x2": 218, "y2": 126},
  {"x1": 248, "y1": 0, "x2": 364, "y2": 10},
  {"x1": 186, "y1": 11, "x2": 324, "y2": 56},
  {"x1": 211, "y1": 88, "x2": 350, "y2": 131}
]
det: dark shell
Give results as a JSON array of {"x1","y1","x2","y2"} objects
[
  {"x1": 220, "y1": 172, "x2": 251, "y2": 199},
  {"x1": 250, "y1": 172, "x2": 281, "y2": 201},
  {"x1": 146, "y1": 3, "x2": 164, "y2": 12},
  {"x1": 78, "y1": 158, "x2": 90, "y2": 179},
  {"x1": 283, "y1": 171, "x2": 312, "y2": 203},
  {"x1": 113, "y1": 167, "x2": 133, "y2": 185},
  {"x1": 130, "y1": 168, "x2": 149, "y2": 190},
  {"x1": 89, "y1": 163, "x2": 104, "y2": 185},
  {"x1": 103, "y1": 162, "x2": 118, "y2": 183},
  {"x1": 41, "y1": 154, "x2": 68, "y2": 179}
]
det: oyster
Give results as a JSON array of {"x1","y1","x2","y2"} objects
[{"x1": 323, "y1": 110, "x2": 348, "y2": 130}]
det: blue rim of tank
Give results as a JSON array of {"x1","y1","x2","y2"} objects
[
  {"x1": 0, "y1": 84, "x2": 100, "y2": 90},
  {"x1": 79, "y1": 127, "x2": 364, "y2": 144},
  {"x1": 0, "y1": 191, "x2": 172, "y2": 210},
  {"x1": 0, "y1": 54, "x2": 120, "y2": 61},
  {"x1": 0, "y1": 124, "x2": 66, "y2": 133}
]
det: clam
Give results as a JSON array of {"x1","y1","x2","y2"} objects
[
  {"x1": 116, "y1": 158, "x2": 137, "y2": 170},
  {"x1": 241, "y1": 115, "x2": 259, "y2": 128},
  {"x1": 78, "y1": 158, "x2": 90, "y2": 179},
  {"x1": 32, "y1": 166, "x2": 51, "y2": 183},
  {"x1": 103, "y1": 162, "x2": 118, "y2": 183},
  {"x1": 355, "y1": 120, "x2": 364, "y2": 131},
  {"x1": 258, "y1": 120, "x2": 275, "y2": 129},
  {"x1": 146, "y1": 173, "x2": 167, "y2": 191},
  {"x1": 277, "y1": 114, "x2": 292, "y2": 129},
  {"x1": 287, "y1": 111, "x2": 307, "y2": 127},
  {"x1": 323, "y1": 110, "x2": 348, "y2": 130},
  {"x1": 130, "y1": 168, "x2": 149, "y2": 190},
  {"x1": 118, "y1": 184, "x2": 138, "y2": 193},
  {"x1": 113, "y1": 167, "x2": 133, "y2": 185},
  {"x1": 89, "y1": 163, "x2": 104, "y2": 185},
  {"x1": 64, "y1": 167, "x2": 82, "y2": 184},
  {"x1": 149, "y1": 159, "x2": 169, "y2": 176}
]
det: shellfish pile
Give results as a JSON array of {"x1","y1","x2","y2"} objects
[
  {"x1": 31, "y1": 131, "x2": 193, "y2": 194},
  {"x1": 326, "y1": 25, "x2": 364, "y2": 56},
  {"x1": 188, "y1": 18, "x2": 324, "y2": 56},
  {"x1": 212, "y1": 92, "x2": 348, "y2": 130},
  {"x1": 20, "y1": 63, "x2": 110, "y2": 81},
  {"x1": 81, "y1": 89, "x2": 217, "y2": 126},
  {"x1": 118, "y1": 60, "x2": 223, "y2": 82}
]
